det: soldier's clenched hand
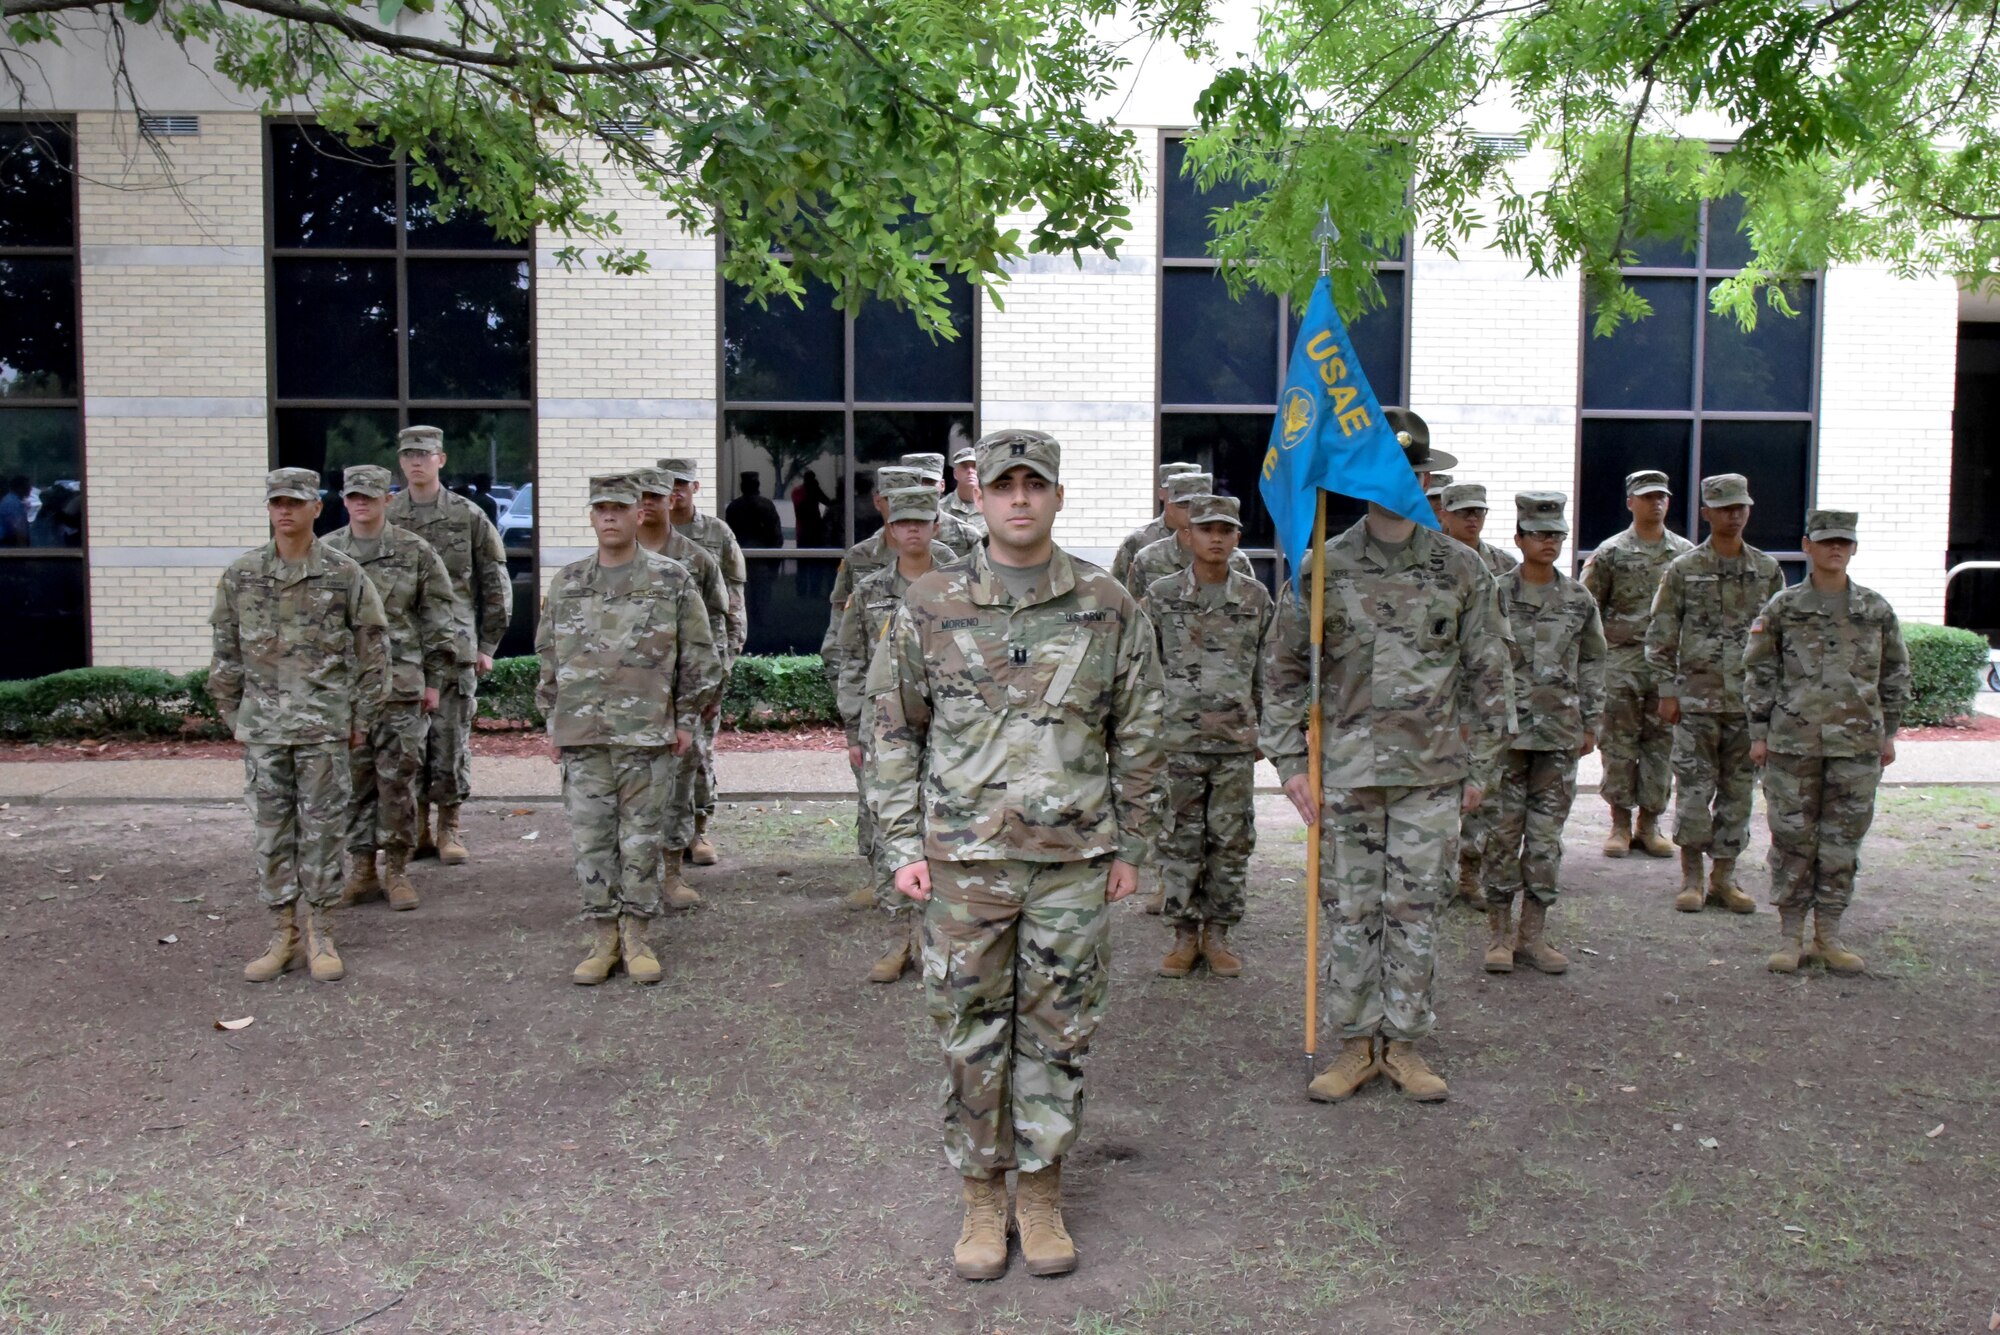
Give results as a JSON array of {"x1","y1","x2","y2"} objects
[
  {"x1": 1106, "y1": 860, "x2": 1139, "y2": 903},
  {"x1": 895, "y1": 860, "x2": 932, "y2": 902},
  {"x1": 1282, "y1": 775, "x2": 1318, "y2": 827},
  {"x1": 672, "y1": 728, "x2": 694, "y2": 756},
  {"x1": 422, "y1": 687, "x2": 439, "y2": 714},
  {"x1": 1461, "y1": 783, "x2": 1485, "y2": 814},
  {"x1": 1657, "y1": 697, "x2": 1681, "y2": 725},
  {"x1": 1749, "y1": 739, "x2": 1768, "y2": 767}
]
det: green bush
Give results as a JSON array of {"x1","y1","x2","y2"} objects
[
  {"x1": 0, "y1": 667, "x2": 213, "y2": 741},
  {"x1": 474, "y1": 654, "x2": 838, "y2": 731},
  {"x1": 1902, "y1": 623, "x2": 1990, "y2": 727},
  {"x1": 476, "y1": 656, "x2": 542, "y2": 728}
]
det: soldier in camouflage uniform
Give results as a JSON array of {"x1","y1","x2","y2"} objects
[
  {"x1": 1482, "y1": 494, "x2": 1605, "y2": 976},
  {"x1": 1745, "y1": 510, "x2": 1910, "y2": 975},
  {"x1": 1263, "y1": 411, "x2": 1512, "y2": 1105},
  {"x1": 537, "y1": 474, "x2": 722, "y2": 987},
  {"x1": 1582, "y1": 469, "x2": 1693, "y2": 858},
  {"x1": 658, "y1": 457, "x2": 748, "y2": 866},
  {"x1": 867, "y1": 429, "x2": 1165, "y2": 1281},
  {"x1": 1438, "y1": 482, "x2": 1519, "y2": 908},
  {"x1": 325, "y1": 465, "x2": 458, "y2": 913},
  {"x1": 1120, "y1": 474, "x2": 1258, "y2": 599},
  {"x1": 635, "y1": 467, "x2": 730, "y2": 909},
  {"x1": 941, "y1": 439, "x2": 986, "y2": 537},
  {"x1": 387, "y1": 425, "x2": 513, "y2": 866},
  {"x1": 832, "y1": 486, "x2": 944, "y2": 983},
  {"x1": 1646, "y1": 473, "x2": 1786, "y2": 915},
  {"x1": 1136, "y1": 494, "x2": 1271, "y2": 979},
  {"x1": 1424, "y1": 472, "x2": 1453, "y2": 527},
  {"x1": 900, "y1": 451, "x2": 982, "y2": 557},
  {"x1": 1109, "y1": 461, "x2": 1201, "y2": 584},
  {"x1": 211, "y1": 469, "x2": 389, "y2": 985}
]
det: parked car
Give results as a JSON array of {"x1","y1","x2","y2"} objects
[{"x1": 498, "y1": 482, "x2": 533, "y2": 551}]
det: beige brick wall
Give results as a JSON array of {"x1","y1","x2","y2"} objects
[{"x1": 90, "y1": 567, "x2": 227, "y2": 671}]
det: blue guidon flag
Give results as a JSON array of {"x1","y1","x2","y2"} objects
[{"x1": 1260, "y1": 275, "x2": 1438, "y2": 586}]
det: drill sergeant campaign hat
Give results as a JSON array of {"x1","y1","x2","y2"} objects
[
  {"x1": 340, "y1": 464, "x2": 393, "y2": 498},
  {"x1": 655, "y1": 458, "x2": 699, "y2": 484},
  {"x1": 1700, "y1": 473, "x2": 1753, "y2": 507},
  {"x1": 975, "y1": 429, "x2": 1061, "y2": 486},
  {"x1": 1385, "y1": 406, "x2": 1458, "y2": 473},
  {"x1": 1186, "y1": 494, "x2": 1242, "y2": 528},
  {"x1": 1424, "y1": 472, "x2": 1455, "y2": 499},
  {"x1": 875, "y1": 465, "x2": 924, "y2": 493},
  {"x1": 899, "y1": 452, "x2": 947, "y2": 482},
  {"x1": 1157, "y1": 461, "x2": 1200, "y2": 487},
  {"x1": 265, "y1": 467, "x2": 320, "y2": 501},
  {"x1": 1516, "y1": 491, "x2": 1571, "y2": 535},
  {"x1": 1440, "y1": 482, "x2": 1489, "y2": 513},
  {"x1": 1625, "y1": 469, "x2": 1672, "y2": 496},
  {"x1": 883, "y1": 486, "x2": 942, "y2": 524},
  {"x1": 588, "y1": 473, "x2": 641, "y2": 506},
  {"x1": 629, "y1": 467, "x2": 673, "y2": 496},
  {"x1": 1165, "y1": 472, "x2": 1215, "y2": 503},
  {"x1": 1805, "y1": 508, "x2": 1859, "y2": 542},
  {"x1": 397, "y1": 425, "x2": 444, "y2": 455}
]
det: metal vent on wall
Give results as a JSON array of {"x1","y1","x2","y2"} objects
[
  {"x1": 1470, "y1": 133, "x2": 1527, "y2": 158},
  {"x1": 139, "y1": 114, "x2": 200, "y2": 137},
  {"x1": 596, "y1": 120, "x2": 657, "y2": 140}
]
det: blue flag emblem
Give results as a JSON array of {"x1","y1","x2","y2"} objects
[{"x1": 1260, "y1": 276, "x2": 1438, "y2": 585}]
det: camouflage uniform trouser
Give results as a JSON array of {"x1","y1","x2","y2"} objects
[
  {"x1": 1458, "y1": 803, "x2": 1490, "y2": 893},
  {"x1": 852, "y1": 747, "x2": 913, "y2": 919},
  {"x1": 243, "y1": 741, "x2": 351, "y2": 909},
  {"x1": 560, "y1": 744, "x2": 671, "y2": 920},
  {"x1": 1160, "y1": 752, "x2": 1255, "y2": 926},
  {"x1": 1598, "y1": 650, "x2": 1673, "y2": 813},
  {"x1": 1320, "y1": 782, "x2": 1456, "y2": 1043},
  {"x1": 346, "y1": 700, "x2": 428, "y2": 856},
  {"x1": 695, "y1": 709, "x2": 722, "y2": 817},
  {"x1": 922, "y1": 856, "x2": 1111, "y2": 1181},
  {"x1": 419, "y1": 673, "x2": 475, "y2": 807},
  {"x1": 1671, "y1": 712, "x2": 1754, "y2": 859},
  {"x1": 663, "y1": 737, "x2": 701, "y2": 854},
  {"x1": 1486, "y1": 749, "x2": 1580, "y2": 907},
  {"x1": 1762, "y1": 752, "x2": 1882, "y2": 912}
]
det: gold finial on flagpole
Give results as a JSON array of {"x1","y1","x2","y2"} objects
[{"x1": 1314, "y1": 205, "x2": 1339, "y2": 276}]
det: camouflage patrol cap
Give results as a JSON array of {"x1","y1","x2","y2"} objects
[
  {"x1": 1424, "y1": 472, "x2": 1454, "y2": 499},
  {"x1": 1625, "y1": 468, "x2": 1672, "y2": 496},
  {"x1": 950, "y1": 441, "x2": 978, "y2": 467},
  {"x1": 629, "y1": 467, "x2": 673, "y2": 496},
  {"x1": 1516, "y1": 490, "x2": 1570, "y2": 535},
  {"x1": 875, "y1": 465, "x2": 923, "y2": 492},
  {"x1": 588, "y1": 473, "x2": 640, "y2": 506},
  {"x1": 1385, "y1": 407, "x2": 1457, "y2": 472},
  {"x1": 1700, "y1": 473, "x2": 1753, "y2": 507},
  {"x1": 1157, "y1": 461, "x2": 1200, "y2": 488},
  {"x1": 1186, "y1": 494, "x2": 1242, "y2": 528},
  {"x1": 397, "y1": 425, "x2": 444, "y2": 455},
  {"x1": 883, "y1": 486, "x2": 941, "y2": 524},
  {"x1": 1166, "y1": 473, "x2": 1215, "y2": 504},
  {"x1": 1440, "y1": 482, "x2": 1489, "y2": 513},
  {"x1": 1805, "y1": 508, "x2": 1858, "y2": 542},
  {"x1": 655, "y1": 457, "x2": 699, "y2": 484},
  {"x1": 340, "y1": 464, "x2": 393, "y2": 498},
  {"x1": 899, "y1": 452, "x2": 947, "y2": 482},
  {"x1": 265, "y1": 467, "x2": 320, "y2": 501},
  {"x1": 975, "y1": 429, "x2": 1061, "y2": 485}
]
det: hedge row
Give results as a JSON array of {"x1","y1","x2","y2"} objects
[
  {"x1": 1901, "y1": 623, "x2": 1989, "y2": 728},
  {"x1": 476, "y1": 654, "x2": 838, "y2": 731}
]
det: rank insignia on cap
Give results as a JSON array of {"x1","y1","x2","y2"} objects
[{"x1": 1011, "y1": 442, "x2": 1026, "y2": 457}]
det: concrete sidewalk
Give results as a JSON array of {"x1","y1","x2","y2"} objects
[{"x1": 3, "y1": 739, "x2": 1996, "y2": 804}]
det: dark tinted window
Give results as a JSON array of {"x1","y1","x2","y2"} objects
[
  {"x1": 1347, "y1": 269, "x2": 1407, "y2": 407},
  {"x1": 272, "y1": 259, "x2": 398, "y2": 398},
  {"x1": 1582, "y1": 277, "x2": 1696, "y2": 410},
  {"x1": 1161, "y1": 269, "x2": 1280, "y2": 405},
  {"x1": 1161, "y1": 412, "x2": 1278, "y2": 548},
  {"x1": 1162, "y1": 136, "x2": 1262, "y2": 260},
  {"x1": 1626, "y1": 201, "x2": 1700, "y2": 269},
  {"x1": 0, "y1": 124, "x2": 73, "y2": 248},
  {"x1": 0, "y1": 557, "x2": 86, "y2": 678},
  {"x1": 1577, "y1": 418, "x2": 1692, "y2": 550},
  {"x1": 722, "y1": 410, "x2": 845, "y2": 550},
  {"x1": 853, "y1": 273, "x2": 975, "y2": 403},
  {"x1": 0, "y1": 408, "x2": 81, "y2": 549},
  {"x1": 1699, "y1": 419, "x2": 1811, "y2": 551},
  {"x1": 405, "y1": 172, "x2": 514, "y2": 249},
  {"x1": 407, "y1": 259, "x2": 532, "y2": 399},
  {"x1": 269, "y1": 123, "x2": 396, "y2": 249},
  {"x1": 0, "y1": 259, "x2": 77, "y2": 398},
  {"x1": 1703, "y1": 279, "x2": 1815, "y2": 412},
  {"x1": 1704, "y1": 194, "x2": 1753, "y2": 271},
  {"x1": 724, "y1": 280, "x2": 844, "y2": 402},
  {"x1": 741, "y1": 557, "x2": 840, "y2": 655}
]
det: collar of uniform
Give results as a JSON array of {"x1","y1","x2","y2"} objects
[
  {"x1": 965, "y1": 541, "x2": 1078, "y2": 608},
  {"x1": 585, "y1": 551, "x2": 657, "y2": 588},
  {"x1": 1340, "y1": 517, "x2": 1431, "y2": 574},
  {"x1": 263, "y1": 538, "x2": 330, "y2": 586}
]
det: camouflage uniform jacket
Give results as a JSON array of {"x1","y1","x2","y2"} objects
[
  {"x1": 324, "y1": 523, "x2": 460, "y2": 703},
  {"x1": 1261, "y1": 520, "x2": 1514, "y2": 793},
  {"x1": 1477, "y1": 541, "x2": 1518, "y2": 577},
  {"x1": 941, "y1": 491, "x2": 987, "y2": 537},
  {"x1": 534, "y1": 551, "x2": 722, "y2": 748},
  {"x1": 384, "y1": 487, "x2": 513, "y2": 662},
  {"x1": 832, "y1": 561, "x2": 922, "y2": 745},
  {"x1": 1137, "y1": 565, "x2": 1272, "y2": 754},
  {"x1": 1109, "y1": 517, "x2": 1171, "y2": 585},
  {"x1": 208, "y1": 540, "x2": 390, "y2": 744},
  {"x1": 866, "y1": 543, "x2": 1167, "y2": 869},
  {"x1": 1581, "y1": 526, "x2": 1695, "y2": 684},
  {"x1": 1744, "y1": 580, "x2": 1911, "y2": 758},
  {"x1": 678, "y1": 511, "x2": 749, "y2": 659},
  {"x1": 821, "y1": 531, "x2": 957, "y2": 659},
  {"x1": 1498, "y1": 568, "x2": 1607, "y2": 752},
  {"x1": 646, "y1": 530, "x2": 730, "y2": 664},
  {"x1": 1645, "y1": 539, "x2": 1786, "y2": 714},
  {"x1": 935, "y1": 508, "x2": 983, "y2": 559},
  {"x1": 1121, "y1": 534, "x2": 1257, "y2": 598}
]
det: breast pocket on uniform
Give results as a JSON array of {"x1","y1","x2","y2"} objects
[{"x1": 1044, "y1": 626, "x2": 1114, "y2": 713}]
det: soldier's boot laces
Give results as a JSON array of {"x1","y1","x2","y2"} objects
[
  {"x1": 1635, "y1": 809, "x2": 1675, "y2": 857},
  {"x1": 436, "y1": 806, "x2": 469, "y2": 866},
  {"x1": 663, "y1": 855, "x2": 701, "y2": 910},
  {"x1": 1456, "y1": 852, "x2": 1485, "y2": 906},
  {"x1": 571, "y1": 920, "x2": 622, "y2": 986},
  {"x1": 1143, "y1": 883, "x2": 1166, "y2": 916},
  {"x1": 1158, "y1": 924, "x2": 1201, "y2": 978},
  {"x1": 952, "y1": 1176, "x2": 1009, "y2": 1281},
  {"x1": 867, "y1": 921, "x2": 914, "y2": 984},
  {"x1": 1675, "y1": 849, "x2": 1707, "y2": 913},
  {"x1": 1515, "y1": 897, "x2": 1569, "y2": 974},
  {"x1": 618, "y1": 914, "x2": 662, "y2": 985},
  {"x1": 1706, "y1": 858, "x2": 1757, "y2": 914},
  {"x1": 688, "y1": 813, "x2": 719, "y2": 866},
  {"x1": 1015, "y1": 1164, "x2": 1077, "y2": 1277},
  {"x1": 1307, "y1": 1037, "x2": 1381, "y2": 1103},
  {"x1": 1811, "y1": 908, "x2": 1865, "y2": 975},
  {"x1": 843, "y1": 882, "x2": 876, "y2": 911},
  {"x1": 383, "y1": 849, "x2": 419, "y2": 911},
  {"x1": 1768, "y1": 906, "x2": 1808, "y2": 973},
  {"x1": 1200, "y1": 923, "x2": 1242, "y2": 978},
  {"x1": 1602, "y1": 806, "x2": 1632, "y2": 858},
  {"x1": 302, "y1": 902, "x2": 345, "y2": 983},
  {"x1": 243, "y1": 903, "x2": 300, "y2": 983},
  {"x1": 339, "y1": 852, "x2": 383, "y2": 906},
  {"x1": 1380, "y1": 1041, "x2": 1449, "y2": 1103},
  {"x1": 1483, "y1": 901, "x2": 1516, "y2": 973},
  {"x1": 414, "y1": 801, "x2": 437, "y2": 860}
]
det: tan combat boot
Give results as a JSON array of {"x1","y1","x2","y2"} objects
[
  {"x1": 301, "y1": 902, "x2": 345, "y2": 983},
  {"x1": 663, "y1": 855, "x2": 701, "y2": 910},
  {"x1": 688, "y1": 812, "x2": 719, "y2": 866},
  {"x1": 414, "y1": 800, "x2": 436, "y2": 859},
  {"x1": 867, "y1": 920, "x2": 915, "y2": 984},
  {"x1": 1634, "y1": 809, "x2": 1675, "y2": 857},
  {"x1": 843, "y1": 882, "x2": 876, "y2": 910},
  {"x1": 1158, "y1": 923, "x2": 1201, "y2": 978},
  {"x1": 1015, "y1": 1163, "x2": 1077, "y2": 1277},
  {"x1": 383, "y1": 849, "x2": 419, "y2": 911},
  {"x1": 1811, "y1": 908, "x2": 1865, "y2": 975},
  {"x1": 953, "y1": 1175, "x2": 1009, "y2": 1280},
  {"x1": 571, "y1": 919, "x2": 621, "y2": 986},
  {"x1": 435, "y1": 806, "x2": 468, "y2": 865},
  {"x1": 1456, "y1": 851, "x2": 1484, "y2": 905},
  {"x1": 1307, "y1": 1036, "x2": 1380, "y2": 1102},
  {"x1": 243, "y1": 903, "x2": 300, "y2": 982},
  {"x1": 618, "y1": 914, "x2": 662, "y2": 985},
  {"x1": 1483, "y1": 901, "x2": 1516, "y2": 973},
  {"x1": 1768, "y1": 906, "x2": 1808, "y2": 973},
  {"x1": 1675, "y1": 848, "x2": 1706, "y2": 912},
  {"x1": 1706, "y1": 857, "x2": 1756, "y2": 914},
  {"x1": 1602, "y1": 805, "x2": 1632, "y2": 858},
  {"x1": 1200, "y1": 923, "x2": 1242, "y2": 978},
  {"x1": 1515, "y1": 897, "x2": 1569, "y2": 974},
  {"x1": 1380, "y1": 1040, "x2": 1449, "y2": 1102},
  {"x1": 339, "y1": 851, "x2": 383, "y2": 906}
]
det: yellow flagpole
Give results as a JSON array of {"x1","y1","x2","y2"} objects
[{"x1": 1303, "y1": 489, "x2": 1327, "y2": 1079}]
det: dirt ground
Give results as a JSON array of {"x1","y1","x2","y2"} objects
[{"x1": 2, "y1": 789, "x2": 1996, "y2": 1335}]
